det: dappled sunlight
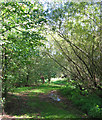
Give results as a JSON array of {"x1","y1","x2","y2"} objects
[
  {"x1": 9, "y1": 84, "x2": 62, "y2": 98},
  {"x1": 4, "y1": 83, "x2": 85, "y2": 119},
  {"x1": 1, "y1": 0, "x2": 101, "y2": 119},
  {"x1": 12, "y1": 114, "x2": 34, "y2": 119},
  {"x1": 44, "y1": 114, "x2": 76, "y2": 119},
  {"x1": 28, "y1": 89, "x2": 45, "y2": 93},
  {"x1": 51, "y1": 77, "x2": 66, "y2": 82}
]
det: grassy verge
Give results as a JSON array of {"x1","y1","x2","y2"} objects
[{"x1": 58, "y1": 80, "x2": 102, "y2": 118}]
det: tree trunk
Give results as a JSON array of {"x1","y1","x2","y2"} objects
[
  {"x1": 41, "y1": 76, "x2": 45, "y2": 84},
  {"x1": 48, "y1": 77, "x2": 51, "y2": 83},
  {"x1": 2, "y1": 46, "x2": 8, "y2": 99},
  {"x1": 27, "y1": 72, "x2": 29, "y2": 85}
]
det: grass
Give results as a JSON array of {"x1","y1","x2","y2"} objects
[
  {"x1": 12, "y1": 84, "x2": 62, "y2": 94},
  {"x1": 3, "y1": 78, "x2": 102, "y2": 119},
  {"x1": 26, "y1": 97, "x2": 78, "y2": 119},
  {"x1": 4, "y1": 80, "x2": 87, "y2": 119},
  {"x1": 4, "y1": 78, "x2": 102, "y2": 119}
]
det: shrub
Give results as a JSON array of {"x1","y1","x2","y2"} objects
[
  {"x1": 89, "y1": 105, "x2": 102, "y2": 118},
  {"x1": 60, "y1": 86, "x2": 102, "y2": 118}
]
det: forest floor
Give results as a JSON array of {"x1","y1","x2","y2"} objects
[{"x1": 1, "y1": 83, "x2": 88, "y2": 120}]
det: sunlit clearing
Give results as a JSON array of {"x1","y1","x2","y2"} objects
[
  {"x1": 29, "y1": 89, "x2": 44, "y2": 93},
  {"x1": 51, "y1": 78, "x2": 65, "y2": 82}
]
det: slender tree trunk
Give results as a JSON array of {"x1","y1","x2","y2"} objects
[
  {"x1": 48, "y1": 72, "x2": 51, "y2": 83},
  {"x1": 26, "y1": 70, "x2": 30, "y2": 85},
  {"x1": 41, "y1": 76, "x2": 45, "y2": 84},
  {"x1": 48, "y1": 76, "x2": 51, "y2": 83},
  {"x1": 2, "y1": 46, "x2": 8, "y2": 99}
]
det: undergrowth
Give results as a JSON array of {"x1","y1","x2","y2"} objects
[{"x1": 60, "y1": 85, "x2": 102, "y2": 118}]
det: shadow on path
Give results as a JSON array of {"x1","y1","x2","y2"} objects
[{"x1": 3, "y1": 88, "x2": 88, "y2": 119}]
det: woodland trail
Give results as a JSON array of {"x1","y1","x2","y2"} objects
[{"x1": 1, "y1": 86, "x2": 88, "y2": 119}]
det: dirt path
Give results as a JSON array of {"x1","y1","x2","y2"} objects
[
  {"x1": 38, "y1": 90, "x2": 87, "y2": 118},
  {"x1": 1, "y1": 89, "x2": 88, "y2": 119}
]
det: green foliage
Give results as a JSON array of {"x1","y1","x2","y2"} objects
[
  {"x1": 28, "y1": 54, "x2": 61, "y2": 84},
  {"x1": 89, "y1": 105, "x2": 102, "y2": 118},
  {"x1": 0, "y1": 1, "x2": 47, "y2": 97},
  {"x1": 45, "y1": 1, "x2": 102, "y2": 91},
  {"x1": 1, "y1": 1, "x2": 102, "y2": 118},
  {"x1": 60, "y1": 84, "x2": 102, "y2": 118}
]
